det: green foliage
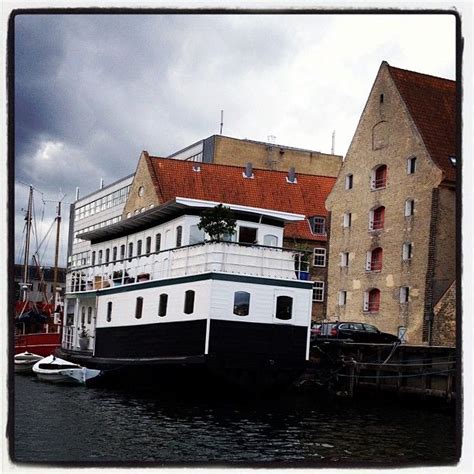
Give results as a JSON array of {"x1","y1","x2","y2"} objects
[{"x1": 197, "y1": 204, "x2": 237, "y2": 242}]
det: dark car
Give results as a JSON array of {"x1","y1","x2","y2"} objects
[{"x1": 312, "y1": 322, "x2": 400, "y2": 343}]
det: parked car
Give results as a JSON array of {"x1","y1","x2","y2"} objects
[{"x1": 312, "y1": 322, "x2": 400, "y2": 343}]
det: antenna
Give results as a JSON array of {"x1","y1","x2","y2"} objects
[
  {"x1": 331, "y1": 130, "x2": 336, "y2": 154},
  {"x1": 220, "y1": 110, "x2": 224, "y2": 135}
]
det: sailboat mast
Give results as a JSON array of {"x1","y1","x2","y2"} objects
[
  {"x1": 52, "y1": 200, "x2": 61, "y2": 311},
  {"x1": 22, "y1": 186, "x2": 33, "y2": 301}
]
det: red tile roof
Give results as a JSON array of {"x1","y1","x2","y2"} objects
[
  {"x1": 147, "y1": 156, "x2": 336, "y2": 242},
  {"x1": 388, "y1": 64, "x2": 456, "y2": 183}
]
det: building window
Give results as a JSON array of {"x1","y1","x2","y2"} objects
[
  {"x1": 233, "y1": 291, "x2": 250, "y2": 316},
  {"x1": 313, "y1": 282, "x2": 324, "y2": 302},
  {"x1": 106, "y1": 302, "x2": 112, "y2": 322},
  {"x1": 313, "y1": 248, "x2": 327, "y2": 267},
  {"x1": 402, "y1": 242, "x2": 413, "y2": 261},
  {"x1": 239, "y1": 226, "x2": 257, "y2": 244},
  {"x1": 81, "y1": 306, "x2": 86, "y2": 325},
  {"x1": 135, "y1": 297, "x2": 143, "y2": 319},
  {"x1": 112, "y1": 247, "x2": 117, "y2": 262},
  {"x1": 91, "y1": 251, "x2": 96, "y2": 266},
  {"x1": 380, "y1": 93, "x2": 384, "y2": 104},
  {"x1": 340, "y1": 252, "x2": 349, "y2": 267},
  {"x1": 338, "y1": 291, "x2": 347, "y2": 306},
  {"x1": 158, "y1": 294, "x2": 168, "y2": 317},
  {"x1": 120, "y1": 245, "x2": 125, "y2": 260},
  {"x1": 137, "y1": 240, "x2": 142, "y2": 256},
  {"x1": 405, "y1": 199, "x2": 415, "y2": 217},
  {"x1": 400, "y1": 287, "x2": 410, "y2": 303},
  {"x1": 146, "y1": 237, "x2": 151, "y2": 256},
  {"x1": 105, "y1": 248, "x2": 110, "y2": 266},
  {"x1": 369, "y1": 206, "x2": 385, "y2": 230},
  {"x1": 87, "y1": 307, "x2": 92, "y2": 324},
  {"x1": 310, "y1": 217, "x2": 326, "y2": 235},
  {"x1": 345, "y1": 174, "x2": 353, "y2": 190},
  {"x1": 364, "y1": 288, "x2": 381, "y2": 313},
  {"x1": 189, "y1": 225, "x2": 205, "y2": 245},
  {"x1": 366, "y1": 247, "x2": 383, "y2": 272},
  {"x1": 98, "y1": 250, "x2": 103, "y2": 265},
  {"x1": 128, "y1": 242, "x2": 133, "y2": 261},
  {"x1": 176, "y1": 226, "x2": 183, "y2": 247},
  {"x1": 343, "y1": 212, "x2": 352, "y2": 228},
  {"x1": 371, "y1": 164, "x2": 387, "y2": 189},
  {"x1": 155, "y1": 233, "x2": 161, "y2": 252},
  {"x1": 264, "y1": 234, "x2": 278, "y2": 247},
  {"x1": 184, "y1": 290, "x2": 195, "y2": 314},
  {"x1": 407, "y1": 156, "x2": 417, "y2": 174},
  {"x1": 275, "y1": 296, "x2": 293, "y2": 320}
]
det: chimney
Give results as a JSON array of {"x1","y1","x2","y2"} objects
[
  {"x1": 243, "y1": 162, "x2": 254, "y2": 179},
  {"x1": 287, "y1": 167, "x2": 297, "y2": 184}
]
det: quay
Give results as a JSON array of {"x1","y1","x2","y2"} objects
[{"x1": 300, "y1": 341, "x2": 457, "y2": 403}]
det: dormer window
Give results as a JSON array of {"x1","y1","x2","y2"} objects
[{"x1": 310, "y1": 216, "x2": 326, "y2": 235}]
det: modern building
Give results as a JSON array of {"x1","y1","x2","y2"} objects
[{"x1": 325, "y1": 61, "x2": 456, "y2": 345}]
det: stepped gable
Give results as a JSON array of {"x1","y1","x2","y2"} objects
[
  {"x1": 147, "y1": 156, "x2": 336, "y2": 241},
  {"x1": 388, "y1": 65, "x2": 456, "y2": 183}
]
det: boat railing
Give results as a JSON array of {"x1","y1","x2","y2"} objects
[{"x1": 66, "y1": 241, "x2": 308, "y2": 293}]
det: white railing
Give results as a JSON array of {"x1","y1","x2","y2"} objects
[{"x1": 66, "y1": 242, "x2": 301, "y2": 293}]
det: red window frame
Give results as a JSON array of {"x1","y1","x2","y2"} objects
[
  {"x1": 373, "y1": 165, "x2": 387, "y2": 189},
  {"x1": 370, "y1": 247, "x2": 383, "y2": 271},
  {"x1": 368, "y1": 288, "x2": 381, "y2": 312},
  {"x1": 372, "y1": 206, "x2": 385, "y2": 230}
]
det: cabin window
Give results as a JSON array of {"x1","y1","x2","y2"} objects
[
  {"x1": 81, "y1": 307, "x2": 86, "y2": 325},
  {"x1": 176, "y1": 226, "x2": 183, "y2": 247},
  {"x1": 105, "y1": 248, "x2": 110, "y2": 266},
  {"x1": 364, "y1": 288, "x2": 381, "y2": 313},
  {"x1": 275, "y1": 296, "x2": 293, "y2": 320},
  {"x1": 405, "y1": 199, "x2": 415, "y2": 217},
  {"x1": 189, "y1": 225, "x2": 205, "y2": 244},
  {"x1": 264, "y1": 234, "x2": 278, "y2": 247},
  {"x1": 371, "y1": 164, "x2": 387, "y2": 189},
  {"x1": 184, "y1": 290, "x2": 195, "y2": 314},
  {"x1": 135, "y1": 297, "x2": 143, "y2": 319},
  {"x1": 106, "y1": 302, "x2": 112, "y2": 322},
  {"x1": 313, "y1": 282, "x2": 324, "y2": 302},
  {"x1": 313, "y1": 248, "x2": 327, "y2": 267},
  {"x1": 112, "y1": 247, "x2": 117, "y2": 262},
  {"x1": 239, "y1": 227, "x2": 257, "y2": 244},
  {"x1": 155, "y1": 233, "x2": 161, "y2": 252},
  {"x1": 120, "y1": 245, "x2": 125, "y2": 260},
  {"x1": 128, "y1": 242, "x2": 133, "y2": 261},
  {"x1": 345, "y1": 174, "x2": 353, "y2": 190},
  {"x1": 402, "y1": 242, "x2": 413, "y2": 261},
  {"x1": 407, "y1": 156, "x2": 417, "y2": 174},
  {"x1": 369, "y1": 206, "x2": 385, "y2": 231},
  {"x1": 87, "y1": 307, "x2": 92, "y2": 324},
  {"x1": 310, "y1": 217, "x2": 326, "y2": 235},
  {"x1": 146, "y1": 237, "x2": 151, "y2": 255},
  {"x1": 98, "y1": 250, "x2": 103, "y2": 265},
  {"x1": 91, "y1": 251, "x2": 96, "y2": 266},
  {"x1": 158, "y1": 293, "x2": 168, "y2": 317},
  {"x1": 233, "y1": 291, "x2": 250, "y2": 316},
  {"x1": 137, "y1": 240, "x2": 142, "y2": 256}
]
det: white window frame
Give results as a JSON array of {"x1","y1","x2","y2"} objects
[
  {"x1": 407, "y1": 156, "x2": 417, "y2": 174},
  {"x1": 311, "y1": 216, "x2": 326, "y2": 235},
  {"x1": 345, "y1": 174, "x2": 353, "y2": 190},
  {"x1": 340, "y1": 252, "x2": 349, "y2": 267},
  {"x1": 400, "y1": 286, "x2": 410, "y2": 303},
  {"x1": 338, "y1": 290, "x2": 347, "y2": 306},
  {"x1": 405, "y1": 199, "x2": 415, "y2": 217},
  {"x1": 343, "y1": 212, "x2": 352, "y2": 228},
  {"x1": 402, "y1": 242, "x2": 413, "y2": 261},
  {"x1": 313, "y1": 248, "x2": 327, "y2": 267},
  {"x1": 312, "y1": 281, "x2": 325, "y2": 302}
]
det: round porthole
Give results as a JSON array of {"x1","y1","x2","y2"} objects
[{"x1": 138, "y1": 186, "x2": 144, "y2": 197}]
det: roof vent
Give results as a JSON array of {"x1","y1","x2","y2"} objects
[
  {"x1": 243, "y1": 162, "x2": 254, "y2": 179},
  {"x1": 192, "y1": 165, "x2": 201, "y2": 172},
  {"x1": 286, "y1": 167, "x2": 297, "y2": 184}
]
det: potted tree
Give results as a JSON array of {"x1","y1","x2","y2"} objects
[
  {"x1": 78, "y1": 325, "x2": 90, "y2": 350},
  {"x1": 197, "y1": 204, "x2": 237, "y2": 242}
]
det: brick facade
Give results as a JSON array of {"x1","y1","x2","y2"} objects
[{"x1": 431, "y1": 281, "x2": 456, "y2": 347}]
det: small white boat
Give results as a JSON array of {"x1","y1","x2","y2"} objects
[
  {"x1": 32, "y1": 355, "x2": 101, "y2": 385},
  {"x1": 14, "y1": 351, "x2": 43, "y2": 373}
]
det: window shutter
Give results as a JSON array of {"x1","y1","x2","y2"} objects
[
  {"x1": 366, "y1": 251, "x2": 372, "y2": 271},
  {"x1": 369, "y1": 210, "x2": 374, "y2": 230},
  {"x1": 363, "y1": 292, "x2": 369, "y2": 311},
  {"x1": 402, "y1": 244, "x2": 408, "y2": 261}
]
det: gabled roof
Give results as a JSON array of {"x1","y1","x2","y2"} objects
[
  {"x1": 387, "y1": 64, "x2": 456, "y2": 183},
  {"x1": 147, "y1": 156, "x2": 336, "y2": 241}
]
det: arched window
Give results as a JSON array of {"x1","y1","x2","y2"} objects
[
  {"x1": 81, "y1": 307, "x2": 86, "y2": 325},
  {"x1": 371, "y1": 164, "x2": 387, "y2": 189},
  {"x1": 145, "y1": 237, "x2": 151, "y2": 255},
  {"x1": 98, "y1": 250, "x2": 103, "y2": 265},
  {"x1": 158, "y1": 293, "x2": 168, "y2": 317},
  {"x1": 120, "y1": 244, "x2": 125, "y2": 260},
  {"x1": 105, "y1": 248, "x2": 110, "y2": 266},
  {"x1": 369, "y1": 206, "x2": 385, "y2": 230},
  {"x1": 135, "y1": 297, "x2": 143, "y2": 319},
  {"x1": 364, "y1": 288, "x2": 381, "y2": 313},
  {"x1": 91, "y1": 251, "x2": 96, "y2": 266},
  {"x1": 128, "y1": 242, "x2": 133, "y2": 262},
  {"x1": 233, "y1": 291, "x2": 250, "y2": 316},
  {"x1": 184, "y1": 290, "x2": 195, "y2": 314},
  {"x1": 176, "y1": 226, "x2": 183, "y2": 247},
  {"x1": 276, "y1": 296, "x2": 293, "y2": 320},
  {"x1": 366, "y1": 247, "x2": 383, "y2": 272},
  {"x1": 264, "y1": 234, "x2": 278, "y2": 247},
  {"x1": 137, "y1": 240, "x2": 142, "y2": 256},
  {"x1": 87, "y1": 306, "x2": 92, "y2": 324},
  {"x1": 112, "y1": 246, "x2": 117, "y2": 262}
]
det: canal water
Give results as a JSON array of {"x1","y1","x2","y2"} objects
[{"x1": 12, "y1": 374, "x2": 458, "y2": 466}]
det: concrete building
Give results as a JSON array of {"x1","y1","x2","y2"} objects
[{"x1": 325, "y1": 61, "x2": 456, "y2": 345}]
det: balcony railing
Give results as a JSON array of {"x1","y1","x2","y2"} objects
[{"x1": 66, "y1": 241, "x2": 306, "y2": 293}]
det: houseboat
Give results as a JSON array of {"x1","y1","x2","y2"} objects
[{"x1": 58, "y1": 197, "x2": 313, "y2": 388}]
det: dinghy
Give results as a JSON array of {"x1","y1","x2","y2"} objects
[
  {"x1": 32, "y1": 355, "x2": 101, "y2": 385},
  {"x1": 14, "y1": 351, "x2": 43, "y2": 373}
]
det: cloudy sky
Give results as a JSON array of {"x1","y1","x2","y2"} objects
[{"x1": 13, "y1": 12, "x2": 456, "y2": 267}]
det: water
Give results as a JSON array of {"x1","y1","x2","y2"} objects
[{"x1": 12, "y1": 374, "x2": 458, "y2": 466}]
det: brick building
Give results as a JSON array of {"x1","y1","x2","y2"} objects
[
  {"x1": 325, "y1": 61, "x2": 456, "y2": 345},
  {"x1": 114, "y1": 155, "x2": 336, "y2": 320}
]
